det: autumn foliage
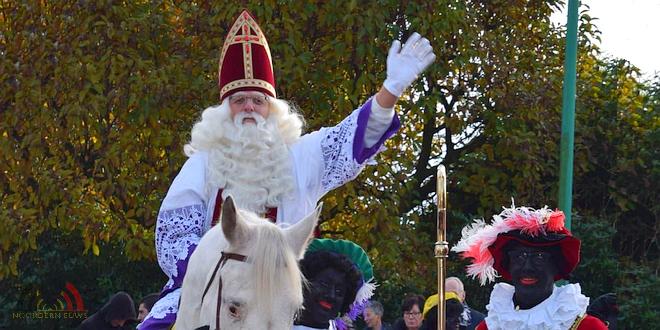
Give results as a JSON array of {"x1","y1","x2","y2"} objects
[{"x1": 1, "y1": 1, "x2": 657, "y2": 327}]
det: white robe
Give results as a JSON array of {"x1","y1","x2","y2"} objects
[{"x1": 140, "y1": 98, "x2": 398, "y2": 328}]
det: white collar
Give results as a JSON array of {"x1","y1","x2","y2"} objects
[{"x1": 484, "y1": 283, "x2": 589, "y2": 330}]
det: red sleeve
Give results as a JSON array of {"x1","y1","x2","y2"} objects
[
  {"x1": 475, "y1": 320, "x2": 488, "y2": 330},
  {"x1": 578, "y1": 315, "x2": 609, "y2": 330}
]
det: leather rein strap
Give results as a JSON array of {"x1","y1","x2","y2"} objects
[{"x1": 200, "y1": 251, "x2": 247, "y2": 330}]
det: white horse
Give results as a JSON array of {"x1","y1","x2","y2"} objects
[{"x1": 175, "y1": 196, "x2": 320, "y2": 330}]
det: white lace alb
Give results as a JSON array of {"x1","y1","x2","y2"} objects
[
  {"x1": 146, "y1": 288, "x2": 180, "y2": 320},
  {"x1": 156, "y1": 204, "x2": 206, "y2": 280},
  {"x1": 320, "y1": 110, "x2": 363, "y2": 191}
]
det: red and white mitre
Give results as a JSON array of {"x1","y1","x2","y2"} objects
[{"x1": 218, "y1": 10, "x2": 276, "y2": 101}]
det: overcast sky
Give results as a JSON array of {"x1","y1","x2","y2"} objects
[{"x1": 552, "y1": 0, "x2": 660, "y2": 77}]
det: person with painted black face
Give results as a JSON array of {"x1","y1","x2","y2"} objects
[
  {"x1": 296, "y1": 251, "x2": 357, "y2": 329},
  {"x1": 295, "y1": 239, "x2": 376, "y2": 330},
  {"x1": 453, "y1": 205, "x2": 608, "y2": 330},
  {"x1": 505, "y1": 243, "x2": 563, "y2": 310}
]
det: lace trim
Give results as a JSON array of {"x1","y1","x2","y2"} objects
[
  {"x1": 156, "y1": 204, "x2": 206, "y2": 280},
  {"x1": 485, "y1": 283, "x2": 589, "y2": 330},
  {"x1": 148, "y1": 289, "x2": 180, "y2": 320},
  {"x1": 321, "y1": 110, "x2": 363, "y2": 191}
]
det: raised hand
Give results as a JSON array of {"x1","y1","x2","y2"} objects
[{"x1": 383, "y1": 32, "x2": 436, "y2": 97}]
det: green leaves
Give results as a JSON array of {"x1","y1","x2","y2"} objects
[{"x1": 0, "y1": 1, "x2": 185, "y2": 279}]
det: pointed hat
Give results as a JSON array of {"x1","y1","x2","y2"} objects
[{"x1": 218, "y1": 10, "x2": 276, "y2": 101}]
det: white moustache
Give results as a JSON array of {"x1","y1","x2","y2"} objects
[{"x1": 234, "y1": 112, "x2": 267, "y2": 127}]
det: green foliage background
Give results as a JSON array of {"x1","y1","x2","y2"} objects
[{"x1": 1, "y1": 1, "x2": 657, "y2": 328}]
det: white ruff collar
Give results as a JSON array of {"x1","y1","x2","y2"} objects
[{"x1": 484, "y1": 283, "x2": 589, "y2": 330}]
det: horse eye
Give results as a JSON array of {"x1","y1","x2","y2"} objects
[{"x1": 229, "y1": 302, "x2": 242, "y2": 318}]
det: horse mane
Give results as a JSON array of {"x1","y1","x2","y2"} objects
[{"x1": 242, "y1": 212, "x2": 304, "y2": 317}]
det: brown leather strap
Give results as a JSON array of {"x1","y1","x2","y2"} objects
[
  {"x1": 199, "y1": 251, "x2": 247, "y2": 330},
  {"x1": 216, "y1": 276, "x2": 222, "y2": 330},
  {"x1": 201, "y1": 254, "x2": 225, "y2": 303},
  {"x1": 220, "y1": 252, "x2": 247, "y2": 263}
]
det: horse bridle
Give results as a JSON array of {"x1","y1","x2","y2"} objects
[{"x1": 199, "y1": 251, "x2": 247, "y2": 330}]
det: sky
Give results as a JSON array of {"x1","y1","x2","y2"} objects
[{"x1": 552, "y1": 0, "x2": 660, "y2": 77}]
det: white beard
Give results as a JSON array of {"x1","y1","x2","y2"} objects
[{"x1": 205, "y1": 112, "x2": 295, "y2": 214}]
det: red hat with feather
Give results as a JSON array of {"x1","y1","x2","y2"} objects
[{"x1": 452, "y1": 203, "x2": 581, "y2": 285}]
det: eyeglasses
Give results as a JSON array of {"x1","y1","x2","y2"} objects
[
  {"x1": 507, "y1": 250, "x2": 553, "y2": 266},
  {"x1": 229, "y1": 94, "x2": 268, "y2": 107},
  {"x1": 403, "y1": 311, "x2": 421, "y2": 317}
]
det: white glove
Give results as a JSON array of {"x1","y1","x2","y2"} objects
[{"x1": 383, "y1": 32, "x2": 436, "y2": 97}]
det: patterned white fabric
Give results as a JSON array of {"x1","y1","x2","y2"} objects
[
  {"x1": 156, "y1": 204, "x2": 206, "y2": 281},
  {"x1": 320, "y1": 109, "x2": 364, "y2": 191},
  {"x1": 147, "y1": 288, "x2": 180, "y2": 319},
  {"x1": 484, "y1": 283, "x2": 589, "y2": 330}
]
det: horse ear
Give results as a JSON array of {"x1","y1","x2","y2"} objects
[
  {"x1": 284, "y1": 202, "x2": 322, "y2": 259},
  {"x1": 221, "y1": 196, "x2": 247, "y2": 244}
]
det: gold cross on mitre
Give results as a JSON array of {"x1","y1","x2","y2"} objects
[{"x1": 220, "y1": 10, "x2": 272, "y2": 80}]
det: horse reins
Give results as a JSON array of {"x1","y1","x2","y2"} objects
[{"x1": 200, "y1": 251, "x2": 247, "y2": 330}]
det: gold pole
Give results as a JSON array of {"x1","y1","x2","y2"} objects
[{"x1": 435, "y1": 165, "x2": 448, "y2": 330}]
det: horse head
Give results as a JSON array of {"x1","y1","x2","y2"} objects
[{"x1": 176, "y1": 196, "x2": 320, "y2": 330}]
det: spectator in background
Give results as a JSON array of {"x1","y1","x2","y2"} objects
[
  {"x1": 137, "y1": 293, "x2": 159, "y2": 323},
  {"x1": 363, "y1": 300, "x2": 391, "y2": 330},
  {"x1": 445, "y1": 277, "x2": 485, "y2": 329},
  {"x1": 392, "y1": 294, "x2": 425, "y2": 330},
  {"x1": 420, "y1": 292, "x2": 464, "y2": 330},
  {"x1": 587, "y1": 293, "x2": 617, "y2": 329},
  {"x1": 77, "y1": 291, "x2": 136, "y2": 330}
]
